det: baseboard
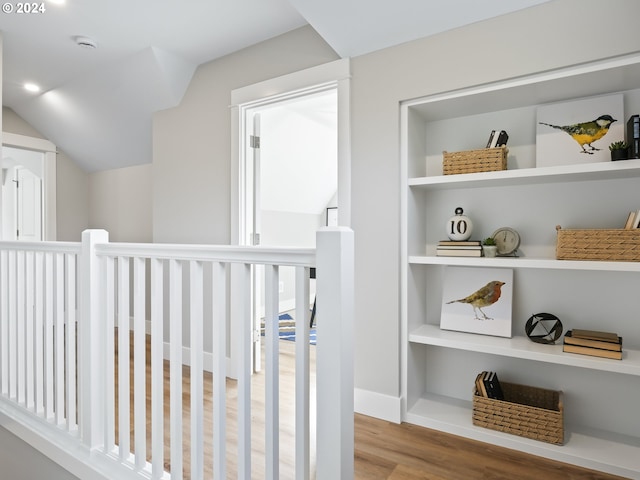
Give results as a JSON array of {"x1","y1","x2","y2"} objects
[{"x1": 354, "y1": 388, "x2": 402, "y2": 423}]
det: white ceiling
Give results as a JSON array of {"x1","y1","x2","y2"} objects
[{"x1": 0, "y1": 0, "x2": 549, "y2": 172}]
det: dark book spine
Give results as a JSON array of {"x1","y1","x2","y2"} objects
[{"x1": 628, "y1": 115, "x2": 640, "y2": 159}]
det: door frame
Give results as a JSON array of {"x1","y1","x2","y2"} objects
[
  {"x1": 230, "y1": 58, "x2": 351, "y2": 244},
  {"x1": 229, "y1": 58, "x2": 351, "y2": 375},
  {"x1": 2, "y1": 132, "x2": 57, "y2": 241}
]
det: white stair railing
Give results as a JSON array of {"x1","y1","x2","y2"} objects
[{"x1": 0, "y1": 227, "x2": 354, "y2": 480}]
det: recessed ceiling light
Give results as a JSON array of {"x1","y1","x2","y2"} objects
[
  {"x1": 48, "y1": 0, "x2": 66, "y2": 5},
  {"x1": 24, "y1": 83, "x2": 41, "y2": 93}
]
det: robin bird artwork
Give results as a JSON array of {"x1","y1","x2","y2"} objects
[
  {"x1": 446, "y1": 280, "x2": 505, "y2": 320},
  {"x1": 538, "y1": 114, "x2": 616, "y2": 154}
]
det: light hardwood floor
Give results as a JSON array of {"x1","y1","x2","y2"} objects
[{"x1": 119, "y1": 334, "x2": 628, "y2": 479}]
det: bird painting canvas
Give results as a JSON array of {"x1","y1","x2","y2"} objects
[
  {"x1": 441, "y1": 267, "x2": 513, "y2": 338},
  {"x1": 536, "y1": 93, "x2": 624, "y2": 167}
]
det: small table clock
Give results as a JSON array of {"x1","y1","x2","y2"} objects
[{"x1": 491, "y1": 227, "x2": 520, "y2": 256}]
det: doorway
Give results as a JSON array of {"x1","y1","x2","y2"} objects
[
  {"x1": 1, "y1": 132, "x2": 57, "y2": 241},
  {"x1": 244, "y1": 87, "x2": 338, "y2": 371},
  {"x1": 230, "y1": 58, "x2": 351, "y2": 374},
  {"x1": 2, "y1": 146, "x2": 44, "y2": 241}
]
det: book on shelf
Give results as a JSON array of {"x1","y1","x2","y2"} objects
[
  {"x1": 564, "y1": 330, "x2": 622, "y2": 351},
  {"x1": 486, "y1": 129, "x2": 508, "y2": 148},
  {"x1": 562, "y1": 342, "x2": 623, "y2": 360},
  {"x1": 624, "y1": 211, "x2": 636, "y2": 229},
  {"x1": 483, "y1": 371, "x2": 505, "y2": 400},
  {"x1": 633, "y1": 208, "x2": 640, "y2": 229},
  {"x1": 628, "y1": 114, "x2": 639, "y2": 159},
  {"x1": 485, "y1": 130, "x2": 496, "y2": 148},
  {"x1": 438, "y1": 240, "x2": 481, "y2": 246},
  {"x1": 474, "y1": 371, "x2": 504, "y2": 400},
  {"x1": 475, "y1": 372, "x2": 488, "y2": 397},
  {"x1": 436, "y1": 248, "x2": 482, "y2": 257},
  {"x1": 571, "y1": 329, "x2": 620, "y2": 342},
  {"x1": 494, "y1": 130, "x2": 509, "y2": 147}
]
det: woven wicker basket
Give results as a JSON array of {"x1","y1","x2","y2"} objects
[
  {"x1": 556, "y1": 225, "x2": 640, "y2": 261},
  {"x1": 442, "y1": 147, "x2": 507, "y2": 175},
  {"x1": 472, "y1": 381, "x2": 564, "y2": 445}
]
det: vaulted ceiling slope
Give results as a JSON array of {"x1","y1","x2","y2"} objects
[{"x1": 0, "y1": 0, "x2": 549, "y2": 172}]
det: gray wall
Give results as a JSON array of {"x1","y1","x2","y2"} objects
[{"x1": 0, "y1": 427, "x2": 80, "y2": 480}]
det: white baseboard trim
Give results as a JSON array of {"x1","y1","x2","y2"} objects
[{"x1": 354, "y1": 388, "x2": 402, "y2": 424}]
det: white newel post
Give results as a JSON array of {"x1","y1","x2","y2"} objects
[
  {"x1": 315, "y1": 227, "x2": 354, "y2": 480},
  {"x1": 79, "y1": 229, "x2": 109, "y2": 449}
]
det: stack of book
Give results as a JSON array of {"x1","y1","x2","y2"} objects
[
  {"x1": 486, "y1": 129, "x2": 509, "y2": 148},
  {"x1": 474, "y1": 370, "x2": 504, "y2": 400},
  {"x1": 436, "y1": 240, "x2": 482, "y2": 257},
  {"x1": 563, "y1": 329, "x2": 623, "y2": 360}
]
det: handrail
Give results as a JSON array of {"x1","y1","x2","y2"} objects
[{"x1": 95, "y1": 241, "x2": 316, "y2": 266}]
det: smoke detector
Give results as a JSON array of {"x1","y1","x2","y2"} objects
[{"x1": 74, "y1": 36, "x2": 98, "y2": 49}]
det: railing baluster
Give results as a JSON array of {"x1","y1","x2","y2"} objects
[
  {"x1": 133, "y1": 256, "x2": 146, "y2": 469},
  {"x1": 17, "y1": 250, "x2": 25, "y2": 405},
  {"x1": 150, "y1": 257, "x2": 164, "y2": 479},
  {"x1": 190, "y1": 260, "x2": 204, "y2": 478},
  {"x1": 0, "y1": 250, "x2": 8, "y2": 396},
  {"x1": 104, "y1": 255, "x2": 116, "y2": 453},
  {"x1": 264, "y1": 264, "x2": 280, "y2": 480},
  {"x1": 34, "y1": 251, "x2": 44, "y2": 414},
  {"x1": 8, "y1": 251, "x2": 17, "y2": 400},
  {"x1": 117, "y1": 256, "x2": 130, "y2": 460},
  {"x1": 65, "y1": 253, "x2": 77, "y2": 432},
  {"x1": 44, "y1": 252, "x2": 54, "y2": 419},
  {"x1": 169, "y1": 259, "x2": 183, "y2": 479},
  {"x1": 211, "y1": 261, "x2": 226, "y2": 480},
  {"x1": 54, "y1": 252, "x2": 64, "y2": 425},
  {"x1": 25, "y1": 251, "x2": 35, "y2": 410},
  {"x1": 295, "y1": 266, "x2": 311, "y2": 480}
]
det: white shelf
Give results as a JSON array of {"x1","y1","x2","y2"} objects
[
  {"x1": 409, "y1": 324, "x2": 640, "y2": 376},
  {"x1": 409, "y1": 255, "x2": 640, "y2": 272},
  {"x1": 406, "y1": 394, "x2": 640, "y2": 479},
  {"x1": 408, "y1": 159, "x2": 640, "y2": 190},
  {"x1": 402, "y1": 55, "x2": 640, "y2": 478}
]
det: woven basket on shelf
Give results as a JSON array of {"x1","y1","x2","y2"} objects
[
  {"x1": 472, "y1": 381, "x2": 564, "y2": 445},
  {"x1": 556, "y1": 225, "x2": 640, "y2": 261},
  {"x1": 442, "y1": 147, "x2": 507, "y2": 175}
]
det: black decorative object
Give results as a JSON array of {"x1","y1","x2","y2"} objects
[{"x1": 525, "y1": 313, "x2": 563, "y2": 344}]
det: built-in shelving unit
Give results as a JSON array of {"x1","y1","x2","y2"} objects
[{"x1": 401, "y1": 53, "x2": 640, "y2": 479}]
